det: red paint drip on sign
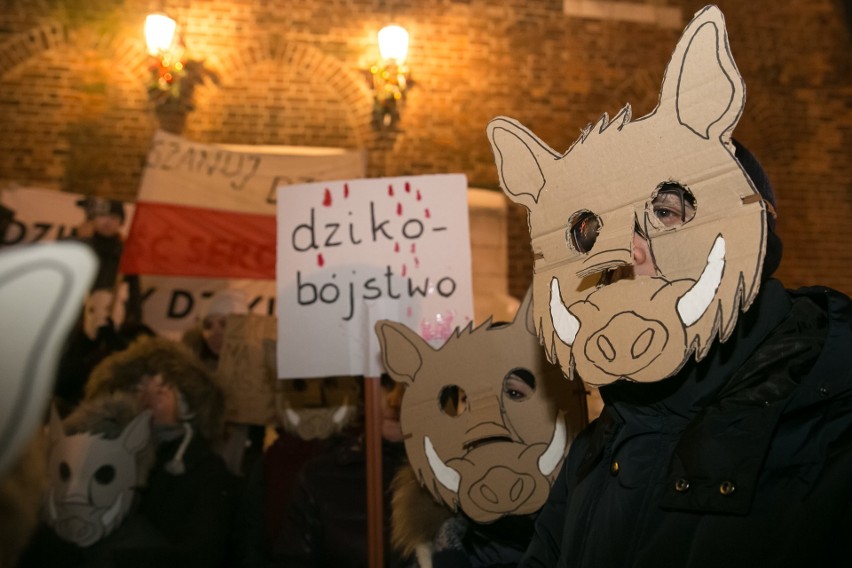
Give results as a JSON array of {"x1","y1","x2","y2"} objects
[
  {"x1": 317, "y1": 254, "x2": 325, "y2": 267},
  {"x1": 322, "y1": 188, "x2": 332, "y2": 207}
]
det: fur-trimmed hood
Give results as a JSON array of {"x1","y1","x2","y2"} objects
[
  {"x1": 391, "y1": 464, "x2": 454, "y2": 567},
  {"x1": 85, "y1": 336, "x2": 225, "y2": 443}
]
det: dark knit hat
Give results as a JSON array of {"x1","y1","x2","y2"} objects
[
  {"x1": 733, "y1": 139, "x2": 783, "y2": 280},
  {"x1": 76, "y1": 196, "x2": 126, "y2": 224}
]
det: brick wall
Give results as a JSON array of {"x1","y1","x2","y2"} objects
[{"x1": 1, "y1": 0, "x2": 850, "y2": 296}]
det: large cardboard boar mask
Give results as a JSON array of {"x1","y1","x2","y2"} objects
[
  {"x1": 487, "y1": 6, "x2": 768, "y2": 386},
  {"x1": 376, "y1": 291, "x2": 573, "y2": 523}
]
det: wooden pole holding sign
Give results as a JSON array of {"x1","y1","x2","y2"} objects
[{"x1": 365, "y1": 376, "x2": 384, "y2": 568}]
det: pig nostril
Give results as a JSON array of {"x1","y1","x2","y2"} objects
[
  {"x1": 510, "y1": 479, "x2": 524, "y2": 501},
  {"x1": 596, "y1": 335, "x2": 616, "y2": 361},
  {"x1": 479, "y1": 485, "x2": 499, "y2": 504},
  {"x1": 631, "y1": 328, "x2": 655, "y2": 358}
]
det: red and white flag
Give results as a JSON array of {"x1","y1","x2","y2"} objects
[{"x1": 121, "y1": 130, "x2": 366, "y2": 338}]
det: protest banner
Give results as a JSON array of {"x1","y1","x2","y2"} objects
[
  {"x1": 0, "y1": 187, "x2": 134, "y2": 245},
  {"x1": 2, "y1": 131, "x2": 366, "y2": 339},
  {"x1": 121, "y1": 130, "x2": 366, "y2": 338}
]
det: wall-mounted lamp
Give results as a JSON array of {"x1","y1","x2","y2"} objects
[
  {"x1": 144, "y1": 13, "x2": 186, "y2": 105},
  {"x1": 370, "y1": 25, "x2": 411, "y2": 129}
]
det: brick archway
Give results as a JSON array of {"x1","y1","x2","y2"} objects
[
  {"x1": 0, "y1": 21, "x2": 154, "y2": 86},
  {"x1": 192, "y1": 38, "x2": 376, "y2": 149},
  {"x1": 0, "y1": 22, "x2": 389, "y2": 178},
  {"x1": 0, "y1": 23, "x2": 377, "y2": 147}
]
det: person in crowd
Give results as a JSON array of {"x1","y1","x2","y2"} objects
[
  {"x1": 72, "y1": 196, "x2": 126, "y2": 291},
  {"x1": 54, "y1": 282, "x2": 155, "y2": 416},
  {"x1": 73, "y1": 194, "x2": 146, "y2": 325},
  {"x1": 18, "y1": 393, "x2": 163, "y2": 568},
  {"x1": 181, "y1": 288, "x2": 248, "y2": 371},
  {"x1": 181, "y1": 288, "x2": 265, "y2": 476},
  {"x1": 83, "y1": 335, "x2": 238, "y2": 568},
  {"x1": 487, "y1": 6, "x2": 852, "y2": 567},
  {"x1": 228, "y1": 375, "x2": 362, "y2": 567},
  {"x1": 269, "y1": 375, "x2": 412, "y2": 567},
  {"x1": 53, "y1": 194, "x2": 153, "y2": 416}
]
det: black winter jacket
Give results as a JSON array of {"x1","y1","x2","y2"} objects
[
  {"x1": 521, "y1": 280, "x2": 852, "y2": 567},
  {"x1": 270, "y1": 436, "x2": 410, "y2": 568}
]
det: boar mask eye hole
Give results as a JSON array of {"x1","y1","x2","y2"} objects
[
  {"x1": 94, "y1": 465, "x2": 116, "y2": 485},
  {"x1": 649, "y1": 182, "x2": 696, "y2": 229},
  {"x1": 439, "y1": 385, "x2": 468, "y2": 417},
  {"x1": 59, "y1": 461, "x2": 71, "y2": 482},
  {"x1": 567, "y1": 210, "x2": 602, "y2": 254},
  {"x1": 503, "y1": 368, "x2": 536, "y2": 402}
]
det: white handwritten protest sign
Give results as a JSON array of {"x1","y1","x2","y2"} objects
[{"x1": 277, "y1": 174, "x2": 473, "y2": 378}]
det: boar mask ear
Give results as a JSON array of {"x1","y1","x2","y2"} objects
[
  {"x1": 658, "y1": 5, "x2": 745, "y2": 142},
  {"x1": 122, "y1": 410, "x2": 152, "y2": 454},
  {"x1": 512, "y1": 287, "x2": 536, "y2": 337},
  {"x1": 0, "y1": 242, "x2": 96, "y2": 477},
  {"x1": 375, "y1": 320, "x2": 431, "y2": 385},
  {"x1": 487, "y1": 117, "x2": 559, "y2": 210}
]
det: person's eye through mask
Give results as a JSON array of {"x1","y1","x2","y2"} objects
[
  {"x1": 650, "y1": 183, "x2": 696, "y2": 228},
  {"x1": 503, "y1": 368, "x2": 536, "y2": 402}
]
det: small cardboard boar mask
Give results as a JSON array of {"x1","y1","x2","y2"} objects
[
  {"x1": 376, "y1": 290, "x2": 574, "y2": 523},
  {"x1": 44, "y1": 405, "x2": 151, "y2": 547},
  {"x1": 487, "y1": 5, "x2": 768, "y2": 386},
  {"x1": 276, "y1": 376, "x2": 360, "y2": 440}
]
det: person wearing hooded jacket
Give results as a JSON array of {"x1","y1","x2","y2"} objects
[
  {"x1": 83, "y1": 336, "x2": 238, "y2": 568},
  {"x1": 517, "y1": 142, "x2": 852, "y2": 567},
  {"x1": 181, "y1": 288, "x2": 266, "y2": 477},
  {"x1": 269, "y1": 377, "x2": 413, "y2": 568}
]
